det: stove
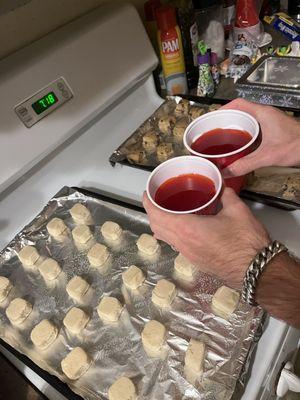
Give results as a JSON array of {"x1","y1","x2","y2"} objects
[{"x1": 0, "y1": 2, "x2": 299, "y2": 399}]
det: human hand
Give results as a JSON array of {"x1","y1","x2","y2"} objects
[
  {"x1": 222, "y1": 99, "x2": 300, "y2": 177},
  {"x1": 143, "y1": 188, "x2": 270, "y2": 290}
]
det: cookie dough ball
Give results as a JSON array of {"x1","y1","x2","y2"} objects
[
  {"x1": 173, "y1": 118, "x2": 189, "y2": 141},
  {"x1": 66, "y1": 276, "x2": 90, "y2": 302},
  {"x1": 142, "y1": 320, "x2": 166, "y2": 354},
  {"x1": 189, "y1": 106, "x2": 205, "y2": 120},
  {"x1": 174, "y1": 254, "x2": 196, "y2": 280},
  {"x1": 152, "y1": 279, "x2": 176, "y2": 308},
  {"x1": 122, "y1": 265, "x2": 145, "y2": 290},
  {"x1": 101, "y1": 221, "x2": 122, "y2": 241},
  {"x1": 185, "y1": 339, "x2": 205, "y2": 373},
  {"x1": 6, "y1": 298, "x2": 32, "y2": 325},
  {"x1": 0, "y1": 277, "x2": 12, "y2": 303},
  {"x1": 174, "y1": 99, "x2": 190, "y2": 117},
  {"x1": 72, "y1": 225, "x2": 92, "y2": 244},
  {"x1": 142, "y1": 131, "x2": 159, "y2": 153},
  {"x1": 97, "y1": 296, "x2": 123, "y2": 323},
  {"x1": 61, "y1": 347, "x2": 91, "y2": 380},
  {"x1": 127, "y1": 150, "x2": 146, "y2": 165},
  {"x1": 47, "y1": 218, "x2": 67, "y2": 238},
  {"x1": 212, "y1": 285, "x2": 240, "y2": 319},
  {"x1": 136, "y1": 234, "x2": 159, "y2": 256},
  {"x1": 30, "y1": 319, "x2": 58, "y2": 350},
  {"x1": 63, "y1": 307, "x2": 89, "y2": 334},
  {"x1": 87, "y1": 243, "x2": 110, "y2": 268},
  {"x1": 157, "y1": 143, "x2": 174, "y2": 163},
  {"x1": 38, "y1": 258, "x2": 61, "y2": 281},
  {"x1": 158, "y1": 115, "x2": 176, "y2": 135},
  {"x1": 108, "y1": 376, "x2": 136, "y2": 400},
  {"x1": 18, "y1": 245, "x2": 39, "y2": 266},
  {"x1": 209, "y1": 103, "x2": 221, "y2": 112},
  {"x1": 70, "y1": 203, "x2": 92, "y2": 224}
]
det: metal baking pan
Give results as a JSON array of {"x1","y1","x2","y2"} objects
[
  {"x1": 237, "y1": 55, "x2": 300, "y2": 109},
  {"x1": 0, "y1": 186, "x2": 264, "y2": 400}
]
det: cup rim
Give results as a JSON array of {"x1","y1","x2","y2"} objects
[
  {"x1": 183, "y1": 109, "x2": 260, "y2": 159},
  {"x1": 146, "y1": 156, "x2": 223, "y2": 215}
]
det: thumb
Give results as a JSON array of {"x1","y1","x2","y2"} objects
[
  {"x1": 219, "y1": 187, "x2": 243, "y2": 214},
  {"x1": 223, "y1": 154, "x2": 257, "y2": 177}
]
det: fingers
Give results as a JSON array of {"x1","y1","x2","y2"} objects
[{"x1": 223, "y1": 153, "x2": 257, "y2": 177}]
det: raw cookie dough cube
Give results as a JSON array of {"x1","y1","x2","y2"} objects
[
  {"x1": 174, "y1": 254, "x2": 196, "y2": 279},
  {"x1": 101, "y1": 221, "x2": 122, "y2": 241},
  {"x1": 185, "y1": 338, "x2": 205, "y2": 373},
  {"x1": 6, "y1": 298, "x2": 32, "y2": 325},
  {"x1": 127, "y1": 150, "x2": 146, "y2": 165},
  {"x1": 189, "y1": 106, "x2": 205, "y2": 120},
  {"x1": 46, "y1": 218, "x2": 67, "y2": 237},
  {"x1": 142, "y1": 320, "x2": 166, "y2": 353},
  {"x1": 70, "y1": 203, "x2": 91, "y2": 224},
  {"x1": 122, "y1": 265, "x2": 145, "y2": 290},
  {"x1": 108, "y1": 376, "x2": 136, "y2": 400},
  {"x1": 0, "y1": 276, "x2": 12, "y2": 303},
  {"x1": 157, "y1": 143, "x2": 174, "y2": 163},
  {"x1": 38, "y1": 258, "x2": 61, "y2": 281},
  {"x1": 173, "y1": 118, "x2": 189, "y2": 141},
  {"x1": 152, "y1": 279, "x2": 176, "y2": 308},
  {"x1": 63, "y1": 307, "x2": 89, "y2": 334},
  {"x1": 136, "y1": 234, "x2": 159, "y2": 256},
  {"x1": 97, "y1": 296, "x2": 123, "y2": 323},
  {"x1": 174, "y1": 99, "x2": 190, "y2": 117},
  {"x1": 87, "y1": 243, "x2": 110, "y2": 267},
  {"x1": 142, "y1": 131, "x2": 159, "y2": 153},
  {"x1": 61, "y1": 347, "x2": 91, "y2": 380},
  {"x1": 212, "y1": 285, "x2": 240, "y2": 318},
  {"x1": 72, "y1": 225, "x2": 92, "y2": 244},
  {"x1": 158, "y1": 115, "x2": 176, "y2": 135},
  {"x1": 18, "y1": 245, "x2": 39, "y2": 266},
  {"x1": 30, "y1": 319, "x2": 58, "y2": 350},
  {"x1": 66, "y1": 276, "x2": 90, "y2": 302}
]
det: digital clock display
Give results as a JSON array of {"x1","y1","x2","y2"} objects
[{"x1": 31, "y1": 92, "x2": 58, "y2": 115}]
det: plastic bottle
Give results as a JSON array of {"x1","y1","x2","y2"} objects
[
  {"x1": 197, "y1": 52, "x2": 215, "y2": 97},
  {"x1": 156, "y1": 6, "x2": 188, "y2": 95}
]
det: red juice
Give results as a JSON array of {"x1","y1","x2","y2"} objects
[
  {"x1": 155, "y1": 173, "x2": 216, "y2": 212},
  {"x1": 191, "y1": 128, "x2": 252, "y2": 155}
]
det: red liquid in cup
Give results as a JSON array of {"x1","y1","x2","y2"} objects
[
  {"x1": 155, "y1": 173, "x2": 216, "y2": 212},
  {"x1": 191, "y1": 128, "x2": 252, "y2": 155}
]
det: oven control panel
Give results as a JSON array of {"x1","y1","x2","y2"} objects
[{"x1": 14, "y1": 77, "x2": 73, "y2": 128}]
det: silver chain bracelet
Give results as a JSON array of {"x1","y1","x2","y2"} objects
[{"x1": 242, "y1": 240, "x2": 287, "y2": 306}]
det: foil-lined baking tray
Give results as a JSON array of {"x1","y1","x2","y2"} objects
[
  {"x1": 109, "y1": 96, "x2": 223, "y2": 170},
  {"x1": 237, "y1": 55, "x2": 300, "y2": 109},
  {"x1": 0, "y1": 186, "x2": 264, "y2": 400}
]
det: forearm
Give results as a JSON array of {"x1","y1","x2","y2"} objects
[{"x1": 256, "y1": 252, "x2": 300, "y2": 329}]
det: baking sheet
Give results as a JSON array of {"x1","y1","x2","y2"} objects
[
  {"x1": 0, "y1": 186, "x2": 264, "y2": 400},
  {"x1": 109, "y1": 96, "x2": 222, "y2": 169}
]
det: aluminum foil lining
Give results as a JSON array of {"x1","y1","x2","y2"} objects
[
  {"x1": 109, "y1": 96, "x2": 222, "y2": 169},
  {"x1": 237, "y1": 55, "x2": 300, "y2": 109},
  {"x1": 0, "y1": 186, "x2": 264, "y2": 400}
]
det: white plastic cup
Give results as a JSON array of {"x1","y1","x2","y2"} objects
[{"x1": 146, "y1": 156, "x2": 223, "y2": 215}]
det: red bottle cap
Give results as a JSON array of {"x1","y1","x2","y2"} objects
[
  {"x1": 156, "y1": 6, "x2": 177, "y2": 31},
  {"x1": 144, "y1": 0, "x2": 162, "y2": 22}
]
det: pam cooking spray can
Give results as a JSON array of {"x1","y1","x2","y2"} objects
[{"x1": 156, "y1": 6, "x2": 188, "y2": 95}]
